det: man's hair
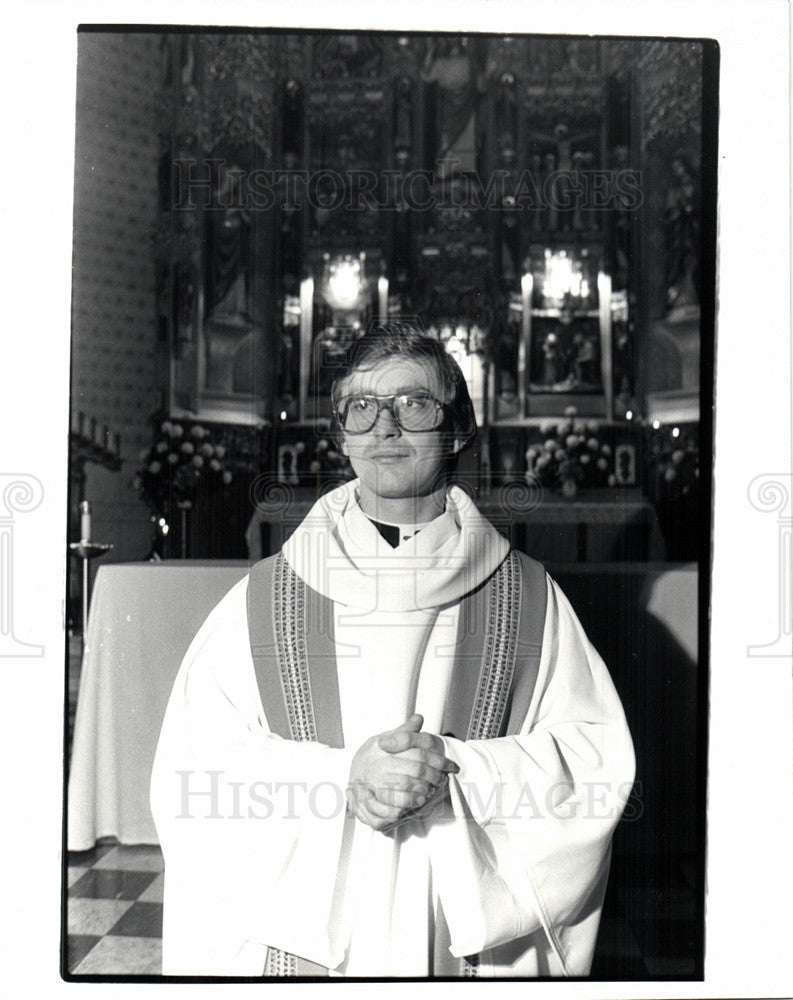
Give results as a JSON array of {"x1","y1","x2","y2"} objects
[{"x1": 330, "y1": 322, "x2": 477, "y2": 449}]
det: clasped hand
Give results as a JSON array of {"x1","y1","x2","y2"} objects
[{"x1": 347, "y1": 714, "x2": 459, "y2": 832}]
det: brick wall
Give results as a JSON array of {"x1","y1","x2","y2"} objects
[{"x1": 71, "y1": 31, "x2": 162, "y2": 574}]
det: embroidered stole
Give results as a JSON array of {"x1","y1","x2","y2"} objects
[{"x1": 247, "y1": 549, "x2": 547, "y2": 978}]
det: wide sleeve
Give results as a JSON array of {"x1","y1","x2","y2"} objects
[
  {"x1": 149, "y1": 578, "x2": 356, "y2": 976},
  {"x1": 425, "y1": 574, "x2": 635, "y2": 975}
]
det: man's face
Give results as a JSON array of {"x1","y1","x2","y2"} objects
[{"x1": 337, "y1": 358, "x2": 462, "y2": 509}]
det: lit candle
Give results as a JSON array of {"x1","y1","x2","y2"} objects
[
  {"x1": 80, "y1": 500, "x2": 91, "y2": 543},
  {"x1": 378, "y1": 275, "x2": 388, "y2": 325},
  {"x1": 519, "y1": 272, "x2": 533, "y2": 406}
]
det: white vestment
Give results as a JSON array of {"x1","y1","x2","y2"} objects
[{"x1": 150, "y1": 482, "x2": 635, "y2": 977}]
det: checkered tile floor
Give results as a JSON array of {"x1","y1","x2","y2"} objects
[
  {"x1": 65, "y1": 840, "x2": 700, "y2": 978},
  {"x1": 66, "y1": 842, "x2": 164, "y2": 975}
]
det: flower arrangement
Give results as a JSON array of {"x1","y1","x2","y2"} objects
[
  {"x1": 524, "y1": 406, "x2": 614, "y2": 497},
  {"x1": 649, "y1": 425, "x2": 699, "y2": 502},
  {"x1": 308, "y1": 436, "x2": 353, "y2": 479},
  {"x1": 277, "y1": 432, "x2": 353, "y2": 487},
  {"x1": 134, "y1": 420, "x2": 236, "y2": 514}
]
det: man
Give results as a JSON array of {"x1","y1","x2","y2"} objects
[{"x1": 150, "y1": 323, "x2": 635, "y2": 978}]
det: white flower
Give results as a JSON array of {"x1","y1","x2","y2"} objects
[
  {"x1": 544, "y1": 439, "x2": 556, "y2": 452},
  {"x1": 222, "y1": 471, "x2": 233, "y2": 485},
  {"x1": 665, "y1": 467, "x2": 677, "y2": 482},
  {"x1": 155, "y1": 441, "x2": 168, "y2": 453},
  {"x1": 180, "y1": 441, "x2": 195, "y2": 455},
  {"x1": 587, "y1": 437, "x2": 599, "y2": 451},
  {"x1": 161, "y1": 420, "x2": 173, "y2": 435},
  {"x1": 201, "y1": 442, "x2": 214, "y2": 457},
  {"x1": 564, "y1": 405, "x2": 578, "y2": 417},
  {"x1": 167, "y1": 453, "x2": 179, "y2": 465},
  {"x1": 573, "y1": 419, "x2": 586, "y2": 434},
  {"x1": 171, "y1": 424, "x2": 184, "y2": 438},
  {"x1": 209, "y1": 458, "x2": 221, "y2": 472},
  {"x1": 586, "y1": 420, "x2": 599, "y2": 434},
  {"x1": 539, "y1": 419, "x2": 555, "y2": 435},
  {"x1": 148, "y1": 461, "x2": 162, "y2": 474},
  {"x1": 317, "y1": 439, "x2": 329, "y2": 452},
  {"x1": 215, "y1": 445, "x2": 226, "y2": 459},
  {"x1": 526, "y1": 447, "x2": 538, "y2": 460},
  {"x1": 580, "y1": 453, "x2": 590, "y2": 465},
  {"x1": 192, "y1": 455, "x2": 204, "y2": 468},
  {"x1": 597, "y1": 458, "x2": 608, "y2": 471},
  {"x1": 608, "y1": 474, "x2": 616, "y2": 487},
  {"x1": 601, "y1": 444, "x2": 612, "y2": 456},
  {"x1": 191, "y1": 425, "x2": 206, "y2": 439},
  {"x1": 310, "y1": 460, "x2": 321, "y2": 473},
  {"x1": 565, "y1": 435, "x2": 578, "y2": 449},
  {"x1": 671, "y1": 449, "x2": 685, "y2": 465},
  {"x1": 294, "y1": 441, "x2": 306, "y2": 454},
  {"x1": 554, "y1": 449, "x2": 566, "y2": 463}
]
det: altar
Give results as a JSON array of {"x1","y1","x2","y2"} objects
[
  {"x1": 67, "y1": 560, "x2": 249, "y2": 851},
  {"x1": 245, "y1": 487, "x2": 666, "y2": 563}
]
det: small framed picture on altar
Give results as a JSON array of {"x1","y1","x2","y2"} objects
[
  {"x1": 529, "y1": 320, "x2": 603, "y2": 394},
  {"x1": 519, "y1": 244, "x2": 613, "y2": 418}
]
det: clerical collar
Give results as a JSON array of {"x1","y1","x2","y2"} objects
[{"x1": 367, "y1": 516, "x2": 432, "y2": 549}]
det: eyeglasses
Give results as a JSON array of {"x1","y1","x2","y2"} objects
[{"x1": 335, "y1": 391, "x2": 446, "y2": 434}]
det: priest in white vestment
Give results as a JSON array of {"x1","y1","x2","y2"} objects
[{"x1": 150, "y1": 324, "x2": 635, "y2": 978}]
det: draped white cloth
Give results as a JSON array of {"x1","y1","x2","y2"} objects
[
  {"x1": 150, "y1": 481, "x2": 635, "y2": 977},
  {"x1": 282, "y1": 481, "x2": 510, "y2": 612}
]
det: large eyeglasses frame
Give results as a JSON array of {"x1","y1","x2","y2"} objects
[{"x1": 333, "y1": 390, "x2": 447, "y2": 435}]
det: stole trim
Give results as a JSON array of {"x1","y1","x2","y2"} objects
[
  {"x1": 460, "y1": 550, "x2": 522, "y2": 978},
  {"x1": 467, "y1": 550, "x2": 521, "y2": 742},
  {"x1": 264, "y1": 948, "x2": 298, "y2": 977},
  {"x1": 266, "y1": 555, "x2": 320, "y2": 977},
  {"x1": 272, "y1": 553, "x2": 317, "y2": 742}
]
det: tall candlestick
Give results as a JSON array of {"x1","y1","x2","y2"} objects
[
  {"x1": 378, "y1": 276, "x2": 388, "y2": 325},
  {"x1": 519, "y1": 272, "x2": 533, "y2": 412},
  {"x1": 80, "y1": 500, "x2": 92, "y2": 543}
]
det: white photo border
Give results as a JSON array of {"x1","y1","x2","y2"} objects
[{"x1": 1, "y1": 2, "x2": 789, "y2": 998}]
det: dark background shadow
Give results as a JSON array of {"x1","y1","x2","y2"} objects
[{"x1": 552, "y1": 564, "x2": 703, "y2": 979}]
